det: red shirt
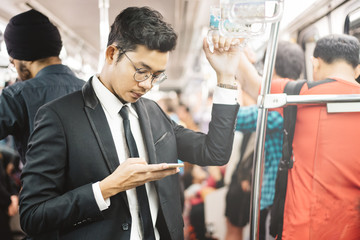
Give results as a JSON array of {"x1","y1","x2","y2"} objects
[{"x1": 271, "y1": 78, "x2": 360, "y2": 239}]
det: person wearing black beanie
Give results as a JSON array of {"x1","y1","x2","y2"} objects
[
  {"x1": 0, "y1": 9, "x2": 85, "y2": 166},
  {"x1": 0, "y1": 10, "x2": 85, "y2": 236},
  {"x1": 4, "y1": 9, "x2": 64, "y2": 80},
  {"x1": 4, "y1": 9, "x2": 63, "y2": 62}
]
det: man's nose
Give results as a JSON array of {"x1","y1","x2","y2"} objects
[{"x1": 138, "y1": 77, "x2": 153, "y2": 89}]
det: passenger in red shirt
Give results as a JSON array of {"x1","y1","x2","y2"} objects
[
  {"x1": 279, "y1": 34, "x2": 360, "y2": 240},
  {"x1": 236, "y1": 35, "x2": 360, "y2": 239}
]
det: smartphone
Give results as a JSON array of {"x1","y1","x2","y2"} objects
[{"x1": 165, "y1": 163, "x2": 184, "y2": 168}]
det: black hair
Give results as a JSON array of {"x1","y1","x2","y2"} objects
[
  {"x1": 274, "y1": 41, "x2": 305, "y2": 80},
  {"x1": 313, "y1": 34, "x2": 360, "y2": 68},
  {"x1": 107, "y1": 6, "x2": 177, "y2": 62}
]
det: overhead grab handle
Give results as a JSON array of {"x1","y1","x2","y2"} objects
[
  {"x1": 219, "y1": 0, "x2": 284, "y2": 38},
  {"x1": 227, "y1": 0, "x2": 284, "y2": 23}
]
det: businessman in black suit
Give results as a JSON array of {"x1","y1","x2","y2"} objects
[{"x1": 20, "y1": 6, "x2": 242, "y2": 240}]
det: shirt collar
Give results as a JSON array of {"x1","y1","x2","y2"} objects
[
  {"x1": 92, "y1": 75, "x2": 138, "y2": 118},
  {"x1": 35, "y1": 64, "x2": 75, "y2": 78}
]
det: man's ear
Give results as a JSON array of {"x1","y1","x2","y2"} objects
[
  {"x1": 105, "y1": 45, "x2": 117, "y2": 64},
  {"x1": 312, "y1": 56, "x2": 320, "y2": 73},
  {"x1": 22, "y1": 60, "x2": 36, "y2": 77},
  {"x1": 355, "y1": 64, "x2": 360, "y2": 79},
  {"x1": 272, "y1": 69, "x2": 279, "y2": 79}
]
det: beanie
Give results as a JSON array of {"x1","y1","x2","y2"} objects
[{"x1": 4, "y1": 9, "x2": 62, "y2": 61}]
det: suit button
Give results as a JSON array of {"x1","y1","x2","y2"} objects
[{"x1": 122, "y1": 223, "x2": 129, "y2": 231}]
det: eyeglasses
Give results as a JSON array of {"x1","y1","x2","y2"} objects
[{"x1": 116, "y1": 46, "x2": 167, "y2": 85}]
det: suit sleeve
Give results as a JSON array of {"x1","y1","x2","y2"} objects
[
  {"x1": 19, "y1": 105, "x2": 102, "y2": 236},
  {"x1": 176, "y1": 103, "x2": 239, "y2": 166}
]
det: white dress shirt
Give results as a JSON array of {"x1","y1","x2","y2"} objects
[
  {"x1": 90, "y1": 75, "x2": 238, "y2": 239},
  {"x1": 91, "y1": 75, "x2": 160, "y2": 239}
]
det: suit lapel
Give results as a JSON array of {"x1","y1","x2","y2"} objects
[
  {"x1": 82, "y1": 79, "x2": 119, "y2": 172},
  {"x1": 134, "y1": 100, "x2": 158, "y2": 164},
  {"x1": 82, "y1": 78, "x2": 129, "y2": 207},
  {"x1": 85, "y1": 105, "x2": 119, "y2": 172}
]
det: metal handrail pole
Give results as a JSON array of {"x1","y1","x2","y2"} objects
[
  {"x1": 287, "y1": 94, "x2": 360, "y2": 104},
  {"x1": 250, "y1": 21, "x2": 281, "y2": 240},
  {"x1": 262, "y1": 94, "x2": 360, "y2": 109}
]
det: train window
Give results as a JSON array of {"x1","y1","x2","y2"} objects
[
  {"x1": 344, "y1": 7, "x2": 360, "y2": 83},
  {"x1": 344, "y1": 7, "x2": 360, "y2": 41}
]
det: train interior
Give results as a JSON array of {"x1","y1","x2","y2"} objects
[{"x1": 0, "y1": 0, "x2": 360, "y2": 239}]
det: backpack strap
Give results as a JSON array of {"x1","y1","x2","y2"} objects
[
  {"x1": 269, "y1": 79, "x2": 306, "y2": 239},
  {"x1": 280, "y1": 80, "x2": 306, "y2": 169}
]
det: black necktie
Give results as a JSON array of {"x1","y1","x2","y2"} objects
[{"x1": 119, "y1": 106, "x2": 155, "y2": 240}]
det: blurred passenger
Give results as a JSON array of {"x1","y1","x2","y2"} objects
[
  {"x1": 0, "y1": 150, "x2": 20, "y2": 240},
  {"x1": 0, "y1": 9, "x2": 85, "y2": 164},
  {"x1": 157, "y1": 94, "x2": 182, "y2": 124},
  {"x1": 183, "y1": 165, "x2": 225, "y2": 240},
  {"x1": 271, "y1": 34, "x2": 360, "y2": 240},
  {"x1": 183, "y1": 165, "x2": 209, "y2": 240},
  {"x1": 230, "y1": 41, "x2": 305, "y2": 240},
  {"x1": 19, "y1": 6, "x2": 242, "y2": 240},
  {"x1": 224, "y1": 131, "x2": 255, "y2": 240},
  {"x1": 194, "y1": 91, "x2": 213, "y2": 133},
  {"x1": 177, "y1": 102, "x2": 199, "y2": 131}
]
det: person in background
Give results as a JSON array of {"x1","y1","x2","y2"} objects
[
  {"x1": 227, "y1": 41, "x2": 305, "y2": 240},
  {"x1": 275, "y1": 34, "x2": 360, "y2": 240},
  {"x1": 0, "y1": 149, "x2": 20, "y2": 240},
  {"x1": 0, "y1": 9, "x2": 85, "y2": 164},
  {"x1": 193, "y1": 92, "x2": 213, "y2": 133},
  {"x1": 183, "y1": 165, "x2": 225, "y2": 240},
  {"x1": 157, "y1": 95, "x2": 181, "y2": 124},
  {"x1": 19, "y1": 6, "x2": 242, "y2": 240},
  {"x1": 176, "y1": 102, "x2": 199, "y2": 132}
]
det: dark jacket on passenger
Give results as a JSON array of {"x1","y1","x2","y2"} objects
[{"x1": 0, "y1": 64, "x2": 85, "y2": 164}]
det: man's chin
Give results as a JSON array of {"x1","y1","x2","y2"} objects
[{"x1": 119, "y1": 96, "x2": 140, "y2": 104}]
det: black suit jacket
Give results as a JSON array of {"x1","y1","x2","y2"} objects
[{"x1": 20, "y1": 79, "x2": 239, "y2": 240}]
